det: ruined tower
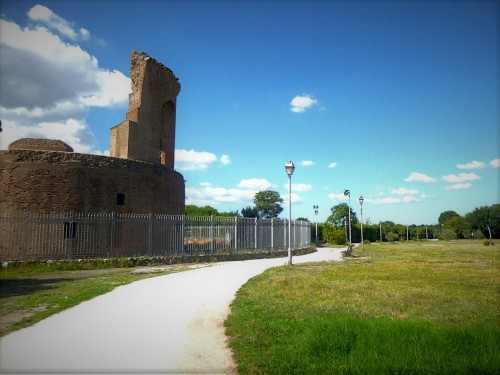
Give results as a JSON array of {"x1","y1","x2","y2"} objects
[
  {"x1": 110, "y1": 51, "x2": 181, "y2": 168},
  {"x1": 1, "y1": 51, "x2": 185, "y2": 217}
]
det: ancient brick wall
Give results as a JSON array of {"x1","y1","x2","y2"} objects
[
  {"x1": 0, "y1": 150, "x2": 185, "y2": 215},
  {"x1": 110, "y1": 51, "x2": 180, "y2": 168}
]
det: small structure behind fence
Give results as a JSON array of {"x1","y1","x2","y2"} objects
[{"x1": 0, "y1": 213, "x2": 311, "y2": 261}]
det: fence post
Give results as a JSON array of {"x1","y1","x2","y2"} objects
[
  {"x1": 20, "y1": 213, "x2": 29, "y2": 261},
  {"x1": 254, "y1": 217, "x2": 258, "y2": 250},
  {"x1": 234, "y1": 216, "x2": 238, "y2": 251},
  {"x1": 110, "y1": 212, "x2": 116, "y2": 257},
  {"x1": 68, "y1": 211, "x2": 74, "y2": 259},
  {"x1": 271, "y1": 218, "x2": 274, "y2": 251},
  {"x1": 210, "y1": 215, "x2": 214, "y2": 255},
  {"x1": 181, "y1": 214, "x2": 185, "y2": 255},
  {"x1": 148, "y1": 213, "x2": 154, "y2": 256}
]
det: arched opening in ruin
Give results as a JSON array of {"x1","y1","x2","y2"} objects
[{"x1": 160, "y1": 101, "x2": 175, "y2": 167}]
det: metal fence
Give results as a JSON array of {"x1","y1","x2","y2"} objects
[{"x1": 0, "y1": 212, "x2": 311, "y2": 261}]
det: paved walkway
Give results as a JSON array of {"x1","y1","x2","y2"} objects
[{"x1": 0, "y1": 247, "x2": 344, "y2": 374}]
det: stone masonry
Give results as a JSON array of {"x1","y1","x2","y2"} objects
[{"x1": 110, "y1": 51, "x2": 181, "y2": 168}]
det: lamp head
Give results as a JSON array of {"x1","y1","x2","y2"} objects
[
  {"x1": 359, "y1": 195, "x2": 364, "y2": 205},
  {"x1": 285, "y1": 161, "x2": 295, "y2": 176}
]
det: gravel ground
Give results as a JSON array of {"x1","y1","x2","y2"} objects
[{"x1": 0, "y1": 247, "x2": 344, "y2": 374}]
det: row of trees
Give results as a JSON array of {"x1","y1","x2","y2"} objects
[
  {"x1": 319, "y1": 203, "x2": 499, "y2": 244},
  {"x1": 186, "y1": 190, "x2": 285, "y2": 219},
  {"x1": 185, "y1": 190, "x2": 499, "y2": 243}
]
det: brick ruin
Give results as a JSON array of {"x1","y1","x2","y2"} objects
[
  {"x1": 111, "y1": 51, "x2": 180, "y2": 168},
  {"x1": 0, "y1": 51, "x2": 185, "y2": 216}
]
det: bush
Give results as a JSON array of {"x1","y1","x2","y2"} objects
[
  {"x1": 439, "y1": 229, "x2": 457, "y2": 241},
  {"x1": 335, "y1": 236, "x2": 347, "y2": 245},
  {"x1": 322, "y1": 225, "x2": 347, "y2": 245},
  {"x1": 483, "y1": 239, "x2": 494, "y2": 246},
  {"x1": 385, "y1": 232, "x2": 399, "y2": 243},
  {"x1": 472, "y1": 230, "x2": 485, "y2": 239}
]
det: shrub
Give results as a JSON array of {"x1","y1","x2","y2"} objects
[
  {"x1": 439, "y1": 229, "x2": 457, "y2": 241},
  {"x1": 385, "y1": 232, "x2": 399, "y2": 243},
  {"x1": 483, "y1": 239, "x2": 494, "y2": 246},
  {"x1": 472, "y1": 230, "x2": 485, "y2": 239}
]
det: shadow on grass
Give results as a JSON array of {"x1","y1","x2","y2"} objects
[{"x1": 0, "y1": 278, "x2": 73, "y2": 298}]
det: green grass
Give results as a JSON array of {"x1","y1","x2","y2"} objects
[
  {"x1": 225, "y1": 240, "x2": 500, "y2": 374},
  {"x1": 0, "y1": 262, "x2": 197, "y2": 336}
]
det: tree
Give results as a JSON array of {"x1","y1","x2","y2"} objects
[
  {"x1": 254, "y1": 190, "x2": 284, "y2": 219},
  {"x1": 241, "y1": 206, "x2": 259, "y2": 218},
  {"x1": 322, "y1": 224, "x2": 346, "y2": 245},
  {"x1": 326, "y1": 203, "x2": 358, "y2": 226},
  {"x1": 438, "y1": 210, "x2": 460, "y2": 225},
  {"x1": 385, "y1": 232, "x2": 399, "y2": 243},
  {"x1": 445, "y1": 216, "x2": 471, "y2": 239},
  {"x1": 185, "y1": 205, "x2": 239, "y2": 217},
  {"x1": 219, "y1": 210, "x2": 240, "y2": 217},
  {"x1": 185, "y1": 205, "x2": 219, "y2": 216},
  {"x1": 465, "y1": 204, "x2": 500, "y2": 240}
]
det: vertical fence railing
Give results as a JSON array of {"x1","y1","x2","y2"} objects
[{"x1": 0, "y1": 213, "x2": 311, "y2": 261}]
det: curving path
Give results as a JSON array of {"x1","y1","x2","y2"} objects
[{"x1": 0, "y1": 247, "x2": 344, "y2": 374}]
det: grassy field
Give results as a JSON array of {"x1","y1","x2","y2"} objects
[
  {"x1": 225, "y1": 240, "x2": 500, "y2": 374},
  {"x1": 0, "y1": 262, "x2": 205, "y2": 337}
]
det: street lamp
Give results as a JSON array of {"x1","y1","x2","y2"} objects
[
  {"x1": 285, "y1": 161, "x2": 295, "y2": 266},
  {"x1": 344, "y1": 189, "x2": 351, "y2": 247},
  {"x1": 359, "y1": 195, "x2": 364, "y2": 251},
  {"x1": 313, "y1": 205, "x2": 319, "y2": 243}
]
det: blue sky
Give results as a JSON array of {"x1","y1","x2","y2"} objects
[{"x1": 1, "y1": 0, "x2": 498, "y2": 225}]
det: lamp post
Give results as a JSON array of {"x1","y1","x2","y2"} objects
[
  {"x1": 313, "y1": 205, "x2": 319, "y2": 243},
  {"x1": 344, "y1": 189, "x2": 351, "y2": 247},
  {"x1": 285, "y1": 161, "x2": 295, "y2": 266},
  {"x1": 343, "y1": 217, "x2": 348, "y2": 242},
  {"x1": 379, "y1": 221, "x2": 383, "y2": 243},
  {"x1": 359, "y1": 195, "x2": 364, "y2": 251}
]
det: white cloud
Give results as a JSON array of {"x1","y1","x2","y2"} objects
[
  {"x1": 28, "y1": 5, "x2": 90, "y2": 41},
  {"x1": 328, "y1": 162, "x2": 337, "y2": 169},
  {"x1": 186, "y1": 185, "x2": 257, "y2": 206},
  {"x1": 391, "y1": 187, "x2": 420, "y2": 195},
  {"x1": 456, "y1": 160, "x2": 486, "y2": 170},
  {"x1": 365, "y1": 197, "x2": 402, "y2": 204},
  {"x1": 442, "y1": 172, "x2": 481, "y2": 183},
  {"x1": 365, "y1": 194, "x2": 423, "y2": 204},
  {"x1": 0, "y1": 8, "x2": 129, "y2": 153},
  {"x1": 281, "y1": 192, "x2": 303, "y2": 204},
  {"x1": 404, "y1": 172, "x2": 437, "y2": 183},
  {"x1": 290, "y1": 94, "x2": 318, "y2": 113},
  {"x1": 444, "y1": 183, "x2": 472, "y2": 190},
  {"x1": 403, "y1": 195, "x2": 420, "y2": 203},
  {"x1": 328, "y1": 193, "x2": 348, "y2": 201},
  {"x1": 285, "y1": 183, "x2": 312, "y2": 192},
  {"x1": 175, "y1": 149, "x2": 218, "y2": 171},
  {"x1": 80, "y1": 69, "x2": 130, "y2": 107},
  {"x1": 238, "y1": 178, "x2": 275, "y2": 190},
  {"x1": 301, "y1": 160, "x2": 315, "y2": 166},
  {"x1": 219, "y1": 154, "x2": 231, "y2": 165},
  {"x1": 489, "y1": 159, "x2": 500, "y2": 168}
]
